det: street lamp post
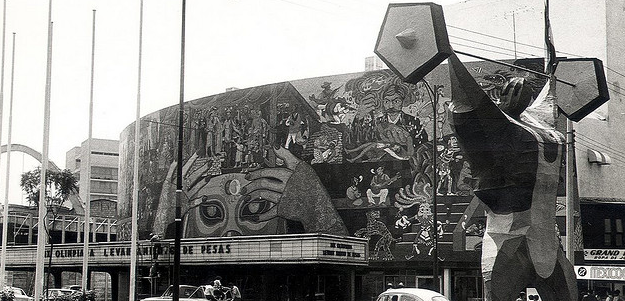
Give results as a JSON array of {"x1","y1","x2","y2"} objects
[{"x1": 421, "y1": 80, "x2": 442, "y2": 292}]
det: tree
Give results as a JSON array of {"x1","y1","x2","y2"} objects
[
  {"x1": 20, "y1": 167, "x2": 78, "y2": 208},
  {"x1": 20, "y1": 167, "x2": 79, "y2": 295}
]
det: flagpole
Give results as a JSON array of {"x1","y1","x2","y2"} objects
[
  {"x1": 543, "y1": 0, "x2": 578, "y2": 263},
  {"x1": 35, "y1": 0, "x2": 54, "y2": 298},
  {"x1": 129, "y1": 1, "x2": 144, "y2": 300},
  {"x1": 0, "y1": 31, "x2": 14, "y2": 289},
  {"x1": 82, "y1": 9, "x2": 96, "y2": 291},
  {"x1": 0, "y1": 0, "x2": 7, "y2": 288},
  {"x1": 174, "y1": 1, "x2": 186, "y2": 301}
]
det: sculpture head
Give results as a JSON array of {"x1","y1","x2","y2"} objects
[{"x1": 498, "y1": 77, "x2": 534, "y2": 119}]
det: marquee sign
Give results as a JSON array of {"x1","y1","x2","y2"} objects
[
  {"x1": 584, "y1": 249, "x2": 625, "y2": 261},
  {"x1": 575, "y1": 265, "x2": 625, "y2": 281},
  {"x1": 4, "y1": 234, "x2": 368, "y2": 268}
]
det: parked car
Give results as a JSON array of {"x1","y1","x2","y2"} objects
[
  {"x1": 41, "y1": 288, "x2": 74, "y2": 301},
  {"x1": 4, "y1": 287, "x2": 34, "y2": 301},
  {"x1": 61, "y1": 285, "x2": 82, "y2": 292},
  {"x1": 139, "y1": 285, "x2": 206, "y2": 301},
  {"x1": 376, "y1": 288, "x2": 449, "y2": 301}
]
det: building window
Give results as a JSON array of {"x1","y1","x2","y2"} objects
[
  {"x1": 603, "y1": 218, "x2": 624, "y2": 247},
  {"x1": 616, "y1": 219, "x2": 623, "y2": 247},
  {"x1": 90, "y1": 181, "x2": 118, "y2": 194},
  {"x1": 604, "y1": 219, "x2": 612, "y2": 246},
  {"x1": 91, "y1": 166, "x2": 118, "y2": 180}
]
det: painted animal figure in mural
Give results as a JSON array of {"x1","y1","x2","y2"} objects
[
  {"x1": 447, "y1": 54, "x2": 577, "y2": 301},
  {"x1": 354, "y1": 210, "x2": 400, "y2": 260}
]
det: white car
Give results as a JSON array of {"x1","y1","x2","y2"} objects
[
  {"x1": 41, "y1": 288, "x2": 75, "y2": 301},
  {"x1": 5, "y1": 287, "x2": 34, "y2": 301},
  {"x1": 376, "y1": 288, "x2": 449, "y2": 301},
  {"x1": 140, "y1": 285, "x2": 206, "y2": 301}
]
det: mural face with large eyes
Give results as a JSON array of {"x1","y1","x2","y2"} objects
[{"x1": 183, "y1": 173, "x2": 282, "y2": 237}]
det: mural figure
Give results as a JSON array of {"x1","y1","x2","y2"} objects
[
  {"x1": 346, "y1": 176, "x2": 363, "y2": 202},
  {"x1": 234, "y1": 138, "x2": 244, "y2": 167},
  {"x1": 436, "y1": 136, "x2": 462, "y2": 196},
  {"x1": 447, "y1": 54, "x2": 577, "y2": 301},
  {"x1": 366, "y1": 166, "x2": 399, "y2": 206},
  {"x1": 376, "y1": 84, "x2": 417, "y2": 157},
  {"x1": 309, "y1": 81, "x2": 343, "y2": 119},
  {"x1": 406, "y1": 202, "x2": 435, "y2": 259},
  {"x1": 345, "y1": 142, "x2": 408, "y2": 163},
  {"x1": 247, "y1": 109, "x2": 268, "y2": 167},
  {"x1": 195, "y1": 110, "x2": 208, "y2": 157},
  {"x1": 206, "y1": 107, "x2": 219, "y2": 157},
  {"x1": 310, "y1": 134, "x2": 337, "y2": 164},
  {"x1": 284, "y1": 105, "x2": 308, "y2": 149},
  {"x1": 354, "y1": 210, "x2": 399, "y2": 260},
  {"x1": 456, "y1": 161, "x2": 475, "y2": 196}
]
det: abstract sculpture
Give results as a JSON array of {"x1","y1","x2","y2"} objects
[
  {"x1": 371, "y1": 3, "x2": 610, "y2": 300},
  {"x1": 447, "y1": 53, "x2": 577, "y2": 301}
]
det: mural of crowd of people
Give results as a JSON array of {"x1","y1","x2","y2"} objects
[{"x1": 118, "y1": 59, "x2": 547, "y2": 262}]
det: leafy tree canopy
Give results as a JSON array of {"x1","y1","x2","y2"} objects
[{"x1": 20, "y1": 167, "x2": 78, "y2": 208}]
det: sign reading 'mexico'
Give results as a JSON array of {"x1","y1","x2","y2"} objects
[
  {"x1": 584, "y1": 249, "x2": 625, "y2": 261},
  {"x1": 576, "y1": 265, "x2": 625, "y2": 281},
  {"x1": 6, "y1": 234, "x2": 367, "y2": 268}
]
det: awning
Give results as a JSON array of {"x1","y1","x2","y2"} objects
[{"x1": 587, "y1": 149, "x2": 611, "y2": 165}]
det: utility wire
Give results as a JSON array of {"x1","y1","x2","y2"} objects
[
  {"x1": 576, "y1": 138, "x2": 625, "y2": 164},
  {"x1": 448, "y1": 23, "x2": 625, "y2": 86},
  {"x1": 576, "y1": 132, "x2": 625, "y2": 159},
  {"x1": 576, "y1": 140, "x2": 625, "y2": 165},
  {"x1": 450, "y1": 41, "x2": 518, "y2": 58},
  {"x1": 448, "y1": 31, "x2": 625, "y2": 96},
  {"x1": 449, "y1": 34, "x2": 542, "y2": 58}
]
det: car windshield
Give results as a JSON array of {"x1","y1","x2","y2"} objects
[
  {"x1": 161, "y1": 286, "x2": 199, "y2": 298},
  {"x1": 45, "y1": 290, "x2": 72, "y2": 297},
  {"x1": 10, "y1": 288, "x2": 26, "y2": 296},
  {"x1": 188, "y1": 288, "x2": 206, "y2": 299}
]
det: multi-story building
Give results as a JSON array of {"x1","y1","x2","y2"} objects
[
  {"x1": 365, "y1": 55, "x2": 387, "y2": 71},
  {"x1": 66, "y1": 138, "x2": 120, "y2": 218}
]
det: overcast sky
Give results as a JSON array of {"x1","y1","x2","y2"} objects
[{"x1": 0, "y1": 0, "x2": 468, "y2": 204}]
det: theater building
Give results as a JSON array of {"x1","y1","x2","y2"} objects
[{"x1": 117, "y1": 58, "x2": 554, "y2": 301}]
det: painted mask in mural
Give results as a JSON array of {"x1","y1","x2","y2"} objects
[{"x1": 183, "y1": 173, "x2": 282, "y2": 237}]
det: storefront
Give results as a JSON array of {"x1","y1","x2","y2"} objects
[
  {"x1": 577, "y1": 200, "x2": 625, "y2": 299},
  {"x1": 575, "y1": 251, "x2": 625, "y2": 299}
]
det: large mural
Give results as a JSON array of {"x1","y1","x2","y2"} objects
[{"x1": 118, "y1": 58, "x2": 549, "y2": 262}]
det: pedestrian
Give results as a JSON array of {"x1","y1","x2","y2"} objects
[
  {"x1": 614, "y1": 290, "x2": 622, "y2": 301},
  {"x1": 229, "y1": 282, "x2": 242, "y2": 301},
  {"x1": 397, "y1": 282, "x2": 404, "y2": 289},
  {"x1": 386, "y1": 283, "x2": 394, "y2": 291},
  {"x1": 516, "y1": 291, "x2": 526, "y2": 301},
  {"x1": 582, "y1": 290, "x2": 598, "y2": 301},
  {"x1": 606, "y1": 291, "x2": 614, "y2": 301},
  {"x1": 204, "y1": 283, "x2": 216, "y2": 301}
]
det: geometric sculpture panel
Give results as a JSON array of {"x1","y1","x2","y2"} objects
[
  {"x1": 375, "y1": 3, "x2": 453, "y2": 84},
  {"x1": 555, "y1": 58, "x2": 610, "y2": 122}
]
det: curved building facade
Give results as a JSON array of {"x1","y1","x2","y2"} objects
[{"x1": 118, "y1": 59, "x2": 550, "y2": 301}]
